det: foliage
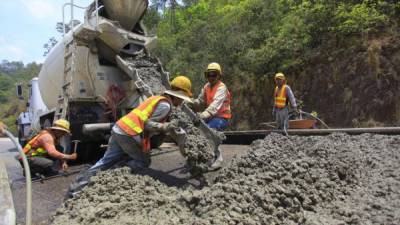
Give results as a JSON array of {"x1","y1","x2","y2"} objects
[
  {"x1": 0, "y1": 61, "x2": 41, "y2": 134},
  {"x1": 141, "y1": 0, "x2": 398, "y2": 128},
  {"x1": 334, "y1": 2, "x2": 388, "y2": 35}
]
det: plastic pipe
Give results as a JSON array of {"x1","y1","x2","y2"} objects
[{"x1": 2, "y1": 130, "x2": 32, "y2": 225}]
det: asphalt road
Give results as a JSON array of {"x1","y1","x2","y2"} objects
[{"x1": 0, "y1": 138, "x2": 250, "y2": 224}]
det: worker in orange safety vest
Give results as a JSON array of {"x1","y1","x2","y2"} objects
[
  {"x1": 0, "y1": 121, "x2": 5, "y2": 133},
  {"x1": 86, "y1": 76, "x2": 193, "y2": 175},
  {"x1": 188, "y1": 62, "x2": 231, "y2": 170},
  {"x1": 272, "y1": 73, "x2": 298, "y2": 131},
  {"x1": 18, "y1": 119, "x2": 77, "y2": 176}
]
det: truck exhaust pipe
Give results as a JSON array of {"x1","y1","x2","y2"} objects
[{"x1": 82, "y1": 123, "x2": 113, "y2": 134}]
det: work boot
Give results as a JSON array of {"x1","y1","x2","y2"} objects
[{"x1": 209, "y1": 150, "x2": 223, "y2": 171}]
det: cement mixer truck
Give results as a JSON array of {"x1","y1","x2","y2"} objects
[{"x1": 18, "y1": 0, "x2": 172, "y2": 161}]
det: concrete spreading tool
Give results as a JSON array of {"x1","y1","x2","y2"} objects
[{"x1": 182, "y1": 104, "x2": 226, "y2": 169}]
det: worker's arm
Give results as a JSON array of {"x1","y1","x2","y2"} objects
[
  {"x1": 144, "y1": 101, "x2": 172, "y2": 132},
  {"x1": 201, "y1": 84, "x2": 228, "y2": 119},
  {"x1": 285, "y1": 86, "x2": 297, "y2": 108},
  {"x1": 40, "y1": 134, "x2": 76, "y2": 160},
  {"x1": 193, "y1": 86, "x2": 206, "y2": 107},
  {"x1": 0, "y1": 121, "x2": 5, "y2": 134}
]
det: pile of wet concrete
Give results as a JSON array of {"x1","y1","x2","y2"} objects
[{"x1": 52, "y1": 133, "x2": 400, "y2": 225}]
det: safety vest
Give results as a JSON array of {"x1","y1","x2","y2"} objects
[
  {"x1": 204, "y1": 81, "x2": 232, "y2": 119},
  {"x1": 116, "y1": 96, "x2": 171, "y2": 152},
  {"x1": 23, "y1": 130, "x2": 50, "y2": 157},
  {"x1": 274, "y1": 84, "x2": 287, "y2": 108}
]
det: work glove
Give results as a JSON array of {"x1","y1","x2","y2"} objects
[
  {"x1": 184, "y1": 99, "x2": 195, "y2": 109},
  {"x1": 272, "y1": 108, "x2": 276, "y2": 117},
  {"x1": 294, "y1": 107, "x2": 300, "y2": 114},
  {"x1": 199, "y1": 111, "x2": 211, "y2": 120},
  {"x1": 161, "y1": 122, "x2": 175, "y2": 133}
]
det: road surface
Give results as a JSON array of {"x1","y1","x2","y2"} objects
[{"x1": 0, "y1": 138, "x2": 250, "y2": 224}]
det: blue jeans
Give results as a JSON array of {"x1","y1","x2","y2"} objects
[
  {"x1": 206, "y1": 117, "x2": 229, "y2": 131},
  {"x1": 89, "y1": 132, "x2": 150, "y2": 173}
]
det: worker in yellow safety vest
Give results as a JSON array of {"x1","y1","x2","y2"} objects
[
  {"x1": 272, "y1": 73, "x2": 298, "y2": 131},
  {"x1": 18, "y1": 119, "x2": 77, "y2": 176},
  {"x1": 87, "y1": 76, "x2": 193, "y2": 174}
]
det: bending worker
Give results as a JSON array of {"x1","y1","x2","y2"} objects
[
  {"x1": 69, "y1": 76, "x2": 193, "y2": 196},
  {"x1": 272, "y1": 72, "x2": 298, "y2": 131},
  {"x1": 19, "y1": 119, "x2": 77, "y2": 176},
  {"x1": 86, "y1": 76, "x2": 193, "y2": 174},
  {"x1": 189, "y1": 62, "x2": 231, "y2": 169}
]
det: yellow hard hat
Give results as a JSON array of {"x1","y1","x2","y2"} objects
[
  {"x1": 275, "y1": 72, "x2": 285, "y2": 80},
  {"x1": 170, "y1": 76, "x2": 192, "y2": 97},
  {"x1": 50, "y1": 119, "x2": 71, "y2": 134},
  {"x1": 205, "y1": 62, "x2": 222, "y2": 76}
]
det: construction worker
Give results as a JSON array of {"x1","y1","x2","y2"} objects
[
  {"x1": 0, "y1": 121, "x2": 5, "y2": 133},
  {"x1": 68, "y1": 77, "x2": 193, "y2": 196},
  {"x1": 19, "y1": 119, "x2": 77, "y2": 176},
  {"x1": 86, "y1": 76, "x2": 193, "y2": 174},
  {"x1": 191, "y1": 62, "x2": 232, "y2": 130},
  {"x1": 189, "y1": 62, "x2": 231, "y2": 169},
  {"x1": 272, "y1": 72, "x2": 298, "y2": 131}
]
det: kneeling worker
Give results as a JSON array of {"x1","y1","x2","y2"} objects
[
  {"x1": 19, "y1": 119, "x2": 77, "y2": 176},
  {"x1": 86, "y1": 76, "x2": 193, "y2": 174}
]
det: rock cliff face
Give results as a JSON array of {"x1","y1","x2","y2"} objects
[{"x1": 230, "y1": 35, "x2": 400, "y2": 129}]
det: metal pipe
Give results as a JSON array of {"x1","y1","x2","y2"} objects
[
  {"x1": 3, "y1": 130, "x2": 32, "y2": 225},
  {"x1": 82, "y1": 123, "x2": 113, "y2": 134},
  {"x1": 62, "y1": 3, "x2": 69, "y2": 36},
  {"x1": 96, "y1": 0, "x2": 99, "y2": 29},
  {"x1": 71, "y1": 0, "x2": 74, "y2": 23},
  {"x1": 224, "y1": 127, "x2": 400, "y2": 145}
]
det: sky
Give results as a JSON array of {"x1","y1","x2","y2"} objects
[{"x1": 0, "y1": 0, "x2": 92, "y2": 64}]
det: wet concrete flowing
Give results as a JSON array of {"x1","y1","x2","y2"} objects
[
  {"x1": 169, "y1": 108, "x2": 215, "y2": 175},
  {"x1": 124, "y1": 53, "x2": 166, "y2": 95},
  {"x1": 52, "y1": 133, "x2": 400, "y2": 225}
]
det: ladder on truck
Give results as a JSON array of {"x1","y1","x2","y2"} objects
[
  {"x1": 54, "y1": 0, "x2": 101, "y2": 121},
  {"x1": 54, "y1": 39, "x2": 75, "y2": 121}
]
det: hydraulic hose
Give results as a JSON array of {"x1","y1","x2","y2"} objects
[
  {"x1": 2, "y1": 129, "x2": 32, "y2": 225},
  {"x1": 299, "y1": 110, "x2": 330, "y2": 129}
]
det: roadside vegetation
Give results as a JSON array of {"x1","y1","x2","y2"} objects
[
  {"x1": 0, "y1": 61, "x2": 39, "y2": 133},
  {"x1": 145, "y1": 0, "x2": 400, "y2": 128}
]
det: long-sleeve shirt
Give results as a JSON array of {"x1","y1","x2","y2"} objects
[
  {"x1": 274, "y1": 85, "x2": 297, "y2": 108},
  {"x1": 113, "y1": 101, "x2": 171, "y2": 144},
  {"x1": 195, "y1": 82, "x2": 229, "y2": 118}
]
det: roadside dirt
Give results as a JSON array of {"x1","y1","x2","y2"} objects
[{"x1": 52, "y1": 133, "x2": 400, "y2": 225}]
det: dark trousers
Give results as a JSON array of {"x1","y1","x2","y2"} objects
[{"x1": 18, "y1": 156, "x2": 60, "y2": 176}]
